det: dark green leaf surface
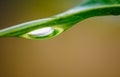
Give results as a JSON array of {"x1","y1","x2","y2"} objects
[{"x1": 0, "y1": 0, "x2": 120, "y2": 40}]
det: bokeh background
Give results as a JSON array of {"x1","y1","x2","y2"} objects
[{"x1": 0, "y1": 0, "x2": 120, "y2": 77}]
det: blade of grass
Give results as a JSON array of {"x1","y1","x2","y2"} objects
[{"x1": 0, "y1": 0, "x2": 120, "y2": 40}]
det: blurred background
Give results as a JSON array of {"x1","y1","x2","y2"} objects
[{"x1": 0, "y1": 0, "x2": 120, "y2": 77}]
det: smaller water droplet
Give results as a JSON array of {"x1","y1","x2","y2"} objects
[{"x1": 28, "y1": 27, "x2": 54, "y2": 36}]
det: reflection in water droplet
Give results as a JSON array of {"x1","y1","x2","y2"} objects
[
  {"x1": 22, "y1": 26, "x2": 65, "y2": 40},
  {"x1": 28, "y1": 27, "x2": 54, "y2": 36}
]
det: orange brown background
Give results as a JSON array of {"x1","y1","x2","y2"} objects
[{"x1": 0, "y1": 0, "x2": 120, "y2": 77}]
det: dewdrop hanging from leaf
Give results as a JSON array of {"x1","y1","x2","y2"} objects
[{"x1": 0, "y1": 0, "x2": 120, "y2": 40}]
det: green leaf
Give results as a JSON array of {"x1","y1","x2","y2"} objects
[{"x1": 0, "y1": 0, "x2": 120, "y2": 40}]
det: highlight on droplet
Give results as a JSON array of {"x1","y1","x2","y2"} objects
[
  {"x1": 28, "y1": 27, "x2": 54, "y2": 36},
  {"x1": 21, "y1": 25, "x2": 65, "y2": 40}
]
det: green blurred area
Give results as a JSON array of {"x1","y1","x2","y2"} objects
[
  {"x1": 0, "y1": 0, "x2": 82, "y2": 28},
  {"x1": 0, "y1": 0, "x2": 120, "y2": 77}
]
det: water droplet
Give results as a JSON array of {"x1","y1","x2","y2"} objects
[{"x1": 28, "y1": 27, "x2": 54, "y2": 36}]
